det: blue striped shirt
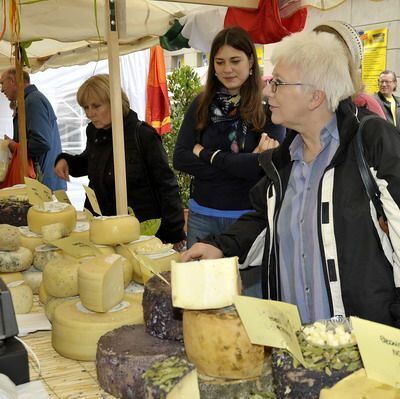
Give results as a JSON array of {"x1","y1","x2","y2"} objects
[{"x1": 277, "y1": 115, "x2": 339, "y2": 323}]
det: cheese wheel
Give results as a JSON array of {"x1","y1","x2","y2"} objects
[
  {"x1": 52, "y1": 293, "x2": 144, "y2": 360},
  {"x1": 0, "y1": 224, "x2": 20, "y2": 251},
  {"x1": 43, "y1": 257, "x2": 80, "y2": 297},
  {"x1": 171, "y1": 257, "x2": 240, "y2": 310},
  {"x1": 93, "y1": 245, "x2": 115, "y2": 256},
  {"x1": 143, "y1": 356, "x2": 200, "y2": 399},
  {"x1": 78, "y1": 254, "x2": 125, "y2": 312},
  {"x1": 18, "y1": 226, "x2": 44, "y2": 252},
  {"x1": 183, "y1": 307, "x2": 264, "y2": 379},
  {"x1": 116, "y1": 235, "x2": 163, "y2": 254},
  {"x1": 41, "y1": 222, "x2": 68, "y2": 243},
  {"x1": 27, "y1": 202, "x2": 76, "y2": 234},
  {"x1": 0, "y1": 184, "x2": 28, "y2": 200},
  {"x1": 22, "y1": 267, "x2": 42, "y2": 294},
  {"x1": 33, "y1": 244, "x2": 63, "y2": 271},
  {"x1": 0, "y1": 247, "x2": 33, "y2": 272},
  {"x1": 90, "y1": 215, "x2": 140, "y2": 246},
  {"x1": 8, "y1": 281, "x2": 33, "y2": 314},
  {"x1": 69, "y1": 221, "x2": 90, "y2": 241},
  {"x1": 0, "y1": 272, "x2": 23, "y2": 285},
  {"x1": 44, "y1": 296, "x2": 78, "y2": 322},
  {"x1": 38, "y1": 282, "x2": 52, "y2": 304}
]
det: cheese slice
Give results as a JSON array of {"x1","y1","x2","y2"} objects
[
  {"x1": 78, "y1": 254, "x2": 125, "y2": 312},
  {"x1": 8, "y1": 281, "x2": 33, "y2": 314},
  {"x1": 0, "y1": 247, "x2": 33, "y2": 273},
  {"x1": 171, "y1": 257, "x2": 240, "y2": 310},
  {"x1": 90, "y1": 215, "x2": 140, "y2": 246},
  {"x1": 43, "y1": 256, "x2": 80, "y2": 297},
  {"x1": 18, "y1": 226, "x2": 44, "y2": 252},
  {"x1": 52, "y1": 293, "x2": 144, "y2": 360},
  {"x1": 0, "y1": 224, "x2": 20, "y2": 251},
  {"x1": 27, "y1": 202, "x2": 76, "y2": 234}
]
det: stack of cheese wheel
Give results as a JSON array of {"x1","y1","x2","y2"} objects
[
  {"x1": 51, "y1": 253, "x2": 143, "y2": 361},
  {"x1": 0, "y1": 224, "x2": 34, "y2": 313},
  {"x1": 171, "y1": 257, "x2": 265, "y2": 380}
]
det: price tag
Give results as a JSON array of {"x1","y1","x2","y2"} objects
[
  {"x1": 351, "y1": 316, "x2": 400, "y2": 388},
  {"x1": 52, "y1": 236, "x2": 97, "y2": 258},
  {"x1": 24, "y1": 177, "x2": 52, "y2": 205},
  {"x1": 83, "y1": 185, "x2": 102, "y2": 216},
  {"x1": 234, "y1": 296, "x2": 304, "y2": 366},
  {"x1": 53, "y1": 190, "x2": 71, "y2": 204}
]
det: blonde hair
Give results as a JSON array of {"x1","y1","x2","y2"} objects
[
  {"x1": 271, "y1": 31, "x2": 355, "y2": 112},
  {"x1": 77, "y1": 74, "x2": 130, "y2": 117}
]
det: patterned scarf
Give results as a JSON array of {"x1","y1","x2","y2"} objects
[{"x1": 210, "y1": 91, "x2": 247, "y2": 153}]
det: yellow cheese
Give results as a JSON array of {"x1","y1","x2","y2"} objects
[
  {"x1": 171, "y1": 257, "x2": 240, "y2": 310},
  {"x1": 0, "y1": 271, "x2": 23, "y2": 285},
  {"x1": 21, "y1": 267, "x2": 42, "y2": 294},
  {"x1": 39, "y1": 282, "x2": 52, "y2": 304},
  {"x1": 44, "y1": 296, "x2": 78, "y2": 322},
  {"x1": 27, "y1": 202, "x2": 76, "y2": 235},
  {"x1": 18, "y1": 226, "x2": 44, "y2": 252},
  {"x1": 78, "y1": 254, "x2": 125, "y2": 312},
  {"x1": 90, "y1": 215, "x2": 140, "y2": 246},
  {"x1": 0, "y1": 184, "x2": 28, "y2": 200},
  {"x1": 43, "y1": 256, "x2": 80, "y2": 297},
  {"x1": 0, "y1": 247, "x2": 33, "y2": 273},
  {"x1": 0, "y1": 224, "x2": 20, "y2": 251},
  {"x1": 93, "y1": 245, "x2": 115, "y2": 256},
  {"x1": 41, "y1": 222, "x2": 68, "y2": 243},
  {"x1": 0, "y1": 373, "x2": 17, "y2": 399},
  {"x1": 33, "y1": 244, "x2": 63, "y2": 271},
  {"x1": 52, "y1": 293, "x2": 144, "y2": 360},
  {"x1": 69, "y1": 221, "x2": 90, "y2": 241},
  {"x1": 8, "y1": 281, "x2": 33, "y2": 314},
  {"x1": 117, "y1": 235, "x2": 163, "y2": 253},
  {"x1": 183, "y1": 307, "x2": 264, "y2": 379}
]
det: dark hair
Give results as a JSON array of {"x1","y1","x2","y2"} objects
[{"x1": 196, "y1": 27, "x2": 265, "y2": 132}]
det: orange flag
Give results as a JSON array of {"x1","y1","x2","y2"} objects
[{"x1": 146, "y1": 45, "x2": 171, "y2": 135}]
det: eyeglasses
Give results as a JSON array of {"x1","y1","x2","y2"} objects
[
  {"x1": 378, "y1": 80, "x2": 394, "y2": 85},
  {"x1": 266, "y1": 78, "x2": 313, "y2": 93}
]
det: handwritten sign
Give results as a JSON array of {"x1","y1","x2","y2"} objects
[
  {"x1": 24, "y1": 177, "x2": 52, "y2": 205},
  {"x1": 53, "y1": 190, "x2": 71, "y2": 204},
  {"x1": 52, "y1": 236, "x2": 98, "y2": 258},
  {"x1": 83, "y1": 185, "x2": 102, "y2": 216},
  {"x1": 234, "y1": 296, "x2": 304, "y2": 365},
  {"x1": 351, "y1": 316, "x2": 400, "y2": 388}
]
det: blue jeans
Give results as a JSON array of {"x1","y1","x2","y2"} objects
[{"x1": 187, "y1": 210, "x2": 237, "y2": 249}]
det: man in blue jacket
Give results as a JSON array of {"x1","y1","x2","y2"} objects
[{"x1": 0, "y1": 68, "x2": 66, "y2": 191}]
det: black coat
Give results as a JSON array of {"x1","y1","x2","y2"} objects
[
  {"x1": 55, "y1": 110, "x2": 185, "y2": 243},
  {"x1": 374, "y1": 91, "x2": 400, "y2": 128}
]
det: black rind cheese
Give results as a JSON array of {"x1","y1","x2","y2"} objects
[{"x1": 0, "y1": 199, "x2": 31, "y2": 226}]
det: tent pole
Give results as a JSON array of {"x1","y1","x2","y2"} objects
[
  {"x1": 14, "y1": 44, "x2": 28, "y2": 182},
  {"x1": 106, "y1": 0, "x2": 128, "y2": 215}
]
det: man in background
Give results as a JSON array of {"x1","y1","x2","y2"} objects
[
  {"x1": 375, "y1": 70, "x2": 400, "y2": 128},
  {"x1": 0, "y1": 68, "x2": 66, "y2": 190}
]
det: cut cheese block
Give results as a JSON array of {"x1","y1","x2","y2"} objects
[
  {"x1": 33, "y1": 244, "x2": 63, "y2": 271},
  {"x1": 78, "y1": 254, "x2": 125, "y2": 312},
  {"x1": 8, "y1": 281, "x2": 33, "y2": 314},
  {"x1": 90, "y1": 215, "x2": 140, "y2": 246},
  {"x1": 0, "y1": 224, "x2": 20, "y2": 251},
  {"x1": 18, "y1": 226, "x2": 44, "y2": 252},
  {"x1": 0, "y1": 198, "x2": 31, "y2": 226},
  {"x1": 0, "y1": 247, "x2": 33, "y2": 272},
  {"x1": 44, "y1": 296, "x2": 79, "y2": 322},
  {"x1": 69, "y1": 221, "x2": 90, "y2": 241},
  {"x1": 43, "y1": 257, "x2": 80, "y2": 297},
  {"x1": 0, "y1": 272, "x2": 23, "y2": 285},
  {"x1": 183, "y1": 307, "x2": 264, "y2": 379},
  {"x1": 171, "y1": 257, "x2": 240, "y2": 310},
  {"x1": 41, "y1": 222, "x2": 68, "y2": 243},
  {"x1": 52, "y1": 293, "x2": 144, "y2": 360},
  {"x1": 143, "y1": 271, "x2": 183, "y2": 341},
  {"x1": 96, "y1": 324, "x2": 184, "y2": 399},
  {"x1": 143, "y1": 356, "x2": 200, "y2": 399},
  {"x1": 21, "y1": 267, "x2": 42, "y2": 294},
  {"x1": 38, "y1": 283, "x2": 52, "y2": 304},
  {"x1": 27, "y1": 202, "x2": 76, "y2": 235}
]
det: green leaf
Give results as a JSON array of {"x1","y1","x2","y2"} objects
[{"x1": 140, "y1": 218, "x2": 161, "y2": 236}]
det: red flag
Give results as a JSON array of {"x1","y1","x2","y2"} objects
[
  {"x1": 224, "y1": 0, "x2": 307, "y2": 44},
  {"x1": 146, "y1": 45, "x2": 171, "y2": 135}
]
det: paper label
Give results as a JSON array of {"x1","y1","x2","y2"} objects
[
  {"x1": 83, "y1": 185, "x2": 102, "y2": 216},
  {"x1": 25, "y1": 177, "x2": 52, "y2": 205},
  {"x1": 234, "y1": 296, "x2": 304, "y2": 365},
  {"x1": 53, "y1": 189, "x2": 71, "y2": 204},
  {"x1": 351, "y1": 316, "x2": 400, "y2": 388},
  {"x1": 51, "y1": 236, "x2": 97, "y2": 258}
]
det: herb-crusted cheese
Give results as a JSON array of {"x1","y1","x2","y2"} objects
[{"x1": 0, "y1": 247, "x2": 33, "y2": 272}]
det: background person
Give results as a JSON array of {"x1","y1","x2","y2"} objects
[
  {"x1": 183, "y1": 30, "x2": 400, "y2": 327},
  {"x1": 374, "y1": 70, "x2": 400, "y2": 127},
  {"x1": 0, "y1": 68, "x2": 66, "y2": 190},
  {"x1": 173, "y1": 27, "x2": 285, "y2": 249},
  {"x1": 54, "y1": 74, "x2": 185, "y2": 248}
]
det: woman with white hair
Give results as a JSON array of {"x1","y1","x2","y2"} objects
[{"x1": 183, "y1": 30, "x2": 400, "y2": 327}]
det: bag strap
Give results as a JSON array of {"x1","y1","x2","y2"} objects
[{"x1": 354, "y1": 115, "x2": 387, "y2": 223}]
